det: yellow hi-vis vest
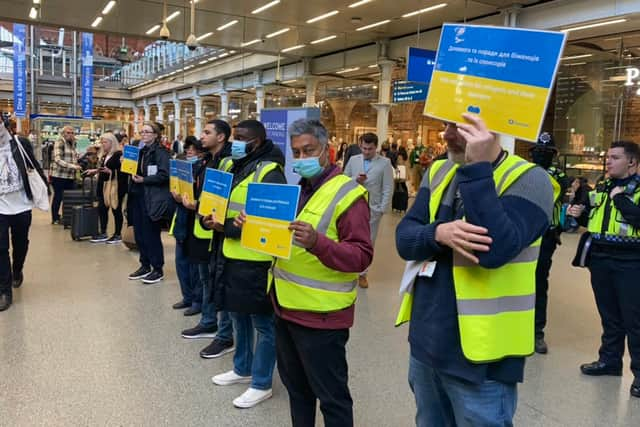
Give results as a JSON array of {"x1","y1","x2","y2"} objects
[
  {"x1": 192, "y1": 157, "x2": 234, "y2": 241},
  {"x1": 395, "y1": 154, "x2": 541, "y2": 363},
  {"x1": 587, "y1": 177, "x2": 640, "y2": 238},
  {"x1": 269, "y1": 174, "x2": 368, "y2": 312},
  {"x1": 222, "y1": 159, "x2": 283, "y2": 261},
  {"x1": 547, "y1": 166, "x2": 565, "y2": 227}
]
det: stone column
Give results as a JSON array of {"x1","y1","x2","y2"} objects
[
  {"x1": 143, "y1": 99, "x2": 150, "y2": 122},
  {"x1": 194, "y1": 95, "x2": 203, "y2": 137},
  {"x1": 172, "y1": 92, "x2": 181, "y2": 140},
  {"x1": 373, "y1": 59, "x2": 394, "y2": 143},
  {"x1": 256, "y1": 85, "x2": 265, "y2": 120},
  {"x1": 156, "y1": 95, "x2": 164, "y2": 123},
  {"x1": 304, "y1": 76, "x2": 320, "y2": 107},
  {"x1": 133, "y1": 106, "x2": 141, "y2": 134},
  {"x1": 326, "y1": 99, "x2": 358, "y2": 143},
  {"x1": 219, "y1": 91, "x2": 230, "y2": 122}
]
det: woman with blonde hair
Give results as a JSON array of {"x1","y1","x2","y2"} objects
[{"x1": 85, "y1": 132, "x2": 128, "y2": 243}]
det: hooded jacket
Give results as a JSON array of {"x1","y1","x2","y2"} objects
[{"x1": 211, "y1": 139, "x2": 287, "y2": 314}]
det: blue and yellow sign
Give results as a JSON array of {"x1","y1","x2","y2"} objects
[
  {"x1": 198, "y1": 168, "x2": 233, "y2": 219},
  {"x1": 424, "y1": 24, "x2": 566, "y2": 141},
  {"x1": 169, "y1": 159, "x2": 180, "y2": 194},
  {"x1": 121, "y1": 145, "x2": 140, "y2": 175},
  {"x1": 175, "y1": 160, "x2": 194, "y2": 203},
  {"x1": 241, "y1": 183, "x2": 301, "y2": 259}
]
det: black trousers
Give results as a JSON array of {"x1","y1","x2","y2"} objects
[
  {"x1": 0, "y1": 210, "x2": 32, "y2": 298},
  {"x1": 275, "y1": 316, "x2": 353, "y2": 427},
  {"x1": 129, "y1": 192, "x2": 164, "y2": 271},
  {"x1": 96, "y1": 186, "x2": 125, "y2": 236},
  {"x1": 50, "y1": 177, "x2": 74, "y2": 222},
  {"x1": 589, "y1": 256, "x2": 640, "y2": 377},
  {"x1": 534, "y1": 230, "x2": 559, "y2": 339}
]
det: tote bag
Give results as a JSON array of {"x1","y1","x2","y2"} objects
[
  {"x1": 15, "y1": 137, "x2": 49, "y2": 212},
  {"x1": 103, "y1": 170, "x2": 119, "y2": 209}
]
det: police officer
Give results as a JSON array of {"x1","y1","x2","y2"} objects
[
  {"x1": 568, "y1": 140, "x2": 640, "y2": 398},
  {"x1": 529, "y1": 132, "x2": 570, "y2": 354}
]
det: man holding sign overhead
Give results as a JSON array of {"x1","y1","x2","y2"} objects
[{"x1": 270, "y1": 119, "x2": 373, "y2": 426}]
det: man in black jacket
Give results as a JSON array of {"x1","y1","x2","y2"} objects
[
  {"x1": 0, "y1": 121, "x2": 48, "y2": 311},
  {"x1": 208, "y1": 120, "x2": 287, "y2": 409},
  {"x1": 181, "y1": 120, "x2": 236, "y2": 361}
]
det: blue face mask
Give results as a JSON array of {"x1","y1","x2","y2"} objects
[
  {"x1": 293, "y1": 155, "x2": 324, "y2": 178},
  {"x1": 186, "y1": 156, "x2": 199, "y2": 163},
  {"x1": 231, "y1": 140, "x2": 248, "y2": 159}
]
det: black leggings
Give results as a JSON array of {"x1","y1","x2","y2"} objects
[{"x1": 97, "y1": 190, "x2": 126, "y2": 236}]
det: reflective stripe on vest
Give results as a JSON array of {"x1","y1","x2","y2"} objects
[
  {"x1": 587, "y1": 182, "x2": 640, "y2": 238},
  {"x1": 547, "y1": 168, "x2": 563, "y2": 226},
  {"x1": 271, "y1": 174, "x2": 367, "y2": 313},
  {"x1": 222, "y1": 160, "x2": 282, "y2": 261},
  {"x1": 395, "y1": 154, "x2": 539, "y2": 363}
]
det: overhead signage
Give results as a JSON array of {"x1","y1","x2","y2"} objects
[
  {"x1": 13, "y1": 24, "x2": 27, "y2": 118},
  {"x1": 198, "y1": 168, "x2": 233, "y2": 219},
  {"x1": 261, "y1": 107, "x2": 321, "y2": 184},
  {"x1": 424, "y1": 24, "x2": 566, "y2": 142},
  {"x1": 393, "y1": 81, "x2": 429, "y2": 103},
  {"x1": 407, "y1": 47, "x2": 437, "y2": 84},
  {"x1": 81, "y1": 33, "x2": 94, "y2": 119},
  {"x1": 241, "y1": 182, "x2": 301, "y2": 259}
]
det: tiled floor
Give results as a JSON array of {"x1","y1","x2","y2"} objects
[{"x1": 1, "y1": 210, "x2": 639, "y2": 426}]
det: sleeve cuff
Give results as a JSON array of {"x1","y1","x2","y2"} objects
[{"x1": 425, "y1": 220, "x2": 446, "y2": 253}]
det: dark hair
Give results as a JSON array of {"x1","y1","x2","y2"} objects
[
  {"x1": 359, "y1": 132, "x2": 379, "y2": 147},
  {"x1": 610, "y1": 140, "x2": 640, "y2": 163},
  {"x1": 391, "y1": 142, "x2": 398, "y2": 150},
  {"x1": 207, "y1": 119, "x2": 231, "y2": 142},
  {"x1": 236, "y1": 120, "x2": 267, "y2": 142},
  {"x1": 184, "y1": 135, "x2": 203, "y2": 152}
]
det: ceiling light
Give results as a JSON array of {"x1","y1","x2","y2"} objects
[
  {"x1": 229, "y1": 50, "x2": 236, "y2": 54},
  {"x1": 217, "y1": 20, "x2": 238, "y2": 31},
  {"x1": 282, "y1": 79, "x2": 297, "y2": 84},
  {"x1": 29, "y1": 7, "x2": 38, "y2": 19},
  {"x1": 368, "y1": 64, "x2": 378, "y2": 68},
  {"x1": 102, "y1": 1, "x2": 116, "y2": 15},
  {"x1": 196, "y1": 32, "x2": 213, "y2": 41},
  {"x1": 199, "y1": 60, "x2": 208, "y2": 65},
  {"x1": 252, "y1": 0, "x2": 280, "y2": 14},
  {"x1": 565, "y1": 62, "x2": 587, "y2": 66},
  {"x1": 266, "y1": 28, "x2": 290, "y2": 38},
  {"x1": 91, "y1": 17, "x2": 103, "y2": 27},
  {"x1": 356, "y1": 19, "x2": 390, "y2": 31},
  {"x1": 402, "y1": 3, "x2": 447, "y2": 18},
  {"x1": 349, "y1": 0, "x2": 374, "y2": 7},
  {"x1": 241, "y1": 39, "x2": 261, "y2": 47},
  {"x1": 281, "y1": 44, "x2": 305, "y2": 53},
  {"x1": 311, "y1": 35, "x2": 337, "y2": 44},
  {"x1": 166, "y1": 11, "x2": 180, "y2": 22},
  {"x1": 306, "y1": 10, "x2": 339, "y2": 24},
  {"x1": 146, "y1": 24, "x2": 161, "y2": 35},
  {"x1": 562, "y1": 54, "x2": 592, "y2": 60},
  {"x1": 33, "y1": 0, "x2": 41, "y2": 3},
  {"x1": 336, "y1": 67, "x2": 360, "y2": 74},
  {"x1": 562, "y1": 18, "x2": 627, "y2": 32},
  {"x1": 218, "y1": 52, "x2": 229, "y2": 58}
]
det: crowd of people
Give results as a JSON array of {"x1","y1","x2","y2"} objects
[{"x1": 2, "y1": 111, "x2": 640, "y2": 426}]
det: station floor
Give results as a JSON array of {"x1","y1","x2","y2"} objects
[{"x1": 1, "y1": 210, "x2": 639, "y2": 427}]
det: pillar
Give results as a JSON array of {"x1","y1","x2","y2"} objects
[
  {"x1": 326, "y1": 99, "x2": 358, "y2": 143},
  {"x1": 372, "y1": 59, "x2": 394, "y2": 143},
  {"x1": 194, "y1": 95, "x2": 203, "y2": 137},
  {"x1": 172, "y1": 92, "x2": 181, "y2": 139},
  {"x1": 256, "y1": 85, "x2": 265, "y2": 120},
  {"x1": 219, "y1": 91, "x2": 229, "y2": 122},
  {"x1": 133, "y1": 106, "x2": 141, "y2": 134},
  {"x1": 156, "y1": 95, "x2": 164, "y2": 123},
  {"x1": 143, "y1": 99, "x2": 150, "y2": 122},
  {"x1": 304, "y1": 76, "x2": 320, "y2": 107}
]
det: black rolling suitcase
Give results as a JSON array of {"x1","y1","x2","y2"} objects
[
  {"x1": 62, "y1": 177, "x2": 96, "y2": 228},
  {"x1": 70, "y1": 205, "x2": 99, "y2": 240},
  {"x1": 392, "y1": 181, "x2": 409, "y2": 213}
]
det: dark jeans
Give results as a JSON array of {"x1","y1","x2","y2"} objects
[
  {"x1": 174, "y1": 240, "x2": 203, "y2": 308},
  {"x1": 408, "y1": 355, "x2": 517, "y2": 427},
  {"x1": 130, "y1": 192, "x2": 164, "y2": 271},
  {"x1": 276, "y1": 317, "x2": 353, "y2": 427},
  {"x1": 97, "y1": 188, "x2": 125, "y2": 236},
  {"x1": 590, "y1": 256, "x2": 640, "y2": 377},
  {"x1": 0, "y1": 210, "x2": 32, "y2": 298},
  {"x1": 50, "y1": 177, "x2": 74, "y2": 222},
  {"x1": 534, "y1": 230, "x2": 558, "y2": 339},
  {"x1": 198, "y1": 263, "x2": 233, "y2": 341}
]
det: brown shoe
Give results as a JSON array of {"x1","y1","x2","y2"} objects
[{"x1": 358, "y1": 275, "x2": 369, "y2": 288}]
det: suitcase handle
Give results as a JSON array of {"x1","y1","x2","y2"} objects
[{"x1": 80, "y1": 176, "x2": 96, "y2": 198}]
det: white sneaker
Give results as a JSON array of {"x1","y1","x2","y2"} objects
[
  {"x1": 211, "y1": 370, "x2": 252, "y2": 386},
  {"x1": 233, "y1": 387, "x2": 273, "y2": 409}
]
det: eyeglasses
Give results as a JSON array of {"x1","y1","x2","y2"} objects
[{"x1": 140, "y1": 130, "x2": 155, "y2": 134}]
